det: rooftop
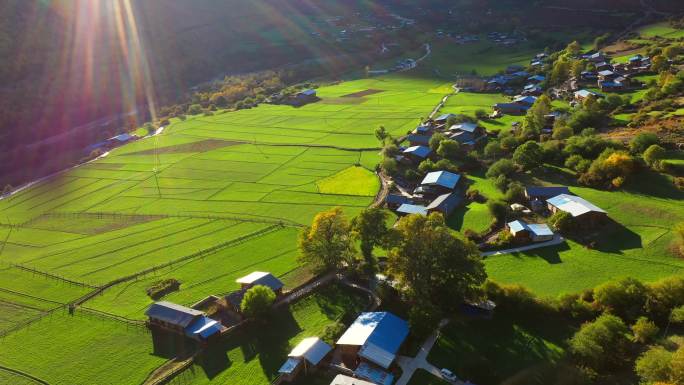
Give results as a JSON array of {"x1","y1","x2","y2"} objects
[
  {"x1": 547, "y1": 194, "x2": 606, "y2": 217},
  {"x1": 508, "y1": 220, "x2": 554, "y2": 237},
  {"x1": 396, "y1": 204, "x2": 428, "y2": 216},
  {"x1": 337, "y1": 312, "x2": 409, "y2": 369},
  {"x1": 449, "y1": 122, "x2": 479, "y2": 133},
  {"x1": 421, "y1": 171, "x2": 461, "y2": 189},
  {"x1": 402, "y1": 146, "x2": 432, "y2": 159},
  {"x1": 330, "y1": 375, "x2": 376, "y2": 385},
  {"x1": 288, "y1": 337, "x2": 332, "y2": 366},
  {"x1": 145, "y1": 301, "x2": 203, "y2": 328},
  {"x1": 236, "y1": 272, "x2": 284, "y2": 291},
  {"x1": 525, "y1": 186, "x2": 570, "y2": 198}
]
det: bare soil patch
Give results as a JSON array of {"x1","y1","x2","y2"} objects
[
  {"x1": 128, "y1": 139, "x2": 240, "y2": 155},
  {"x1": 341, "y1": 89, "x2": 384, "y2": 98}
]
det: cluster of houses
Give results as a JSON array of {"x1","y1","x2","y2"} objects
[
  {"x1": 386, "y1": 117, "x2": 492, "y2": 220},
  {"x1": 145, "y1": 273, "x2": 415, "y2": 385},
  {"x1": 487, "y1": 31, "x2": 526, "y2": 46},
  {"x1": 145, "y1": 271, "x2": 286, "y2": 343},
  {"x1": 504, "y1": 186, "x2": 608, "y2": 244},
  {"x1": 270, "y1": 89, "x2": 319, "y2": 107},
  {"x1": 278, "y1": 311, "x2": 409, "y2": 385}
]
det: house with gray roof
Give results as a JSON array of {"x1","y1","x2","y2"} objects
[
  {"x1": 145, "y1": 301, "x2": 222, "y2": 341},
  {"x1": 547, "y1": 194, "x2": 608, "y2": 226},
  {"x1": 427, "y1": 192, "x2": 463, "y2": 218},
  {"x1": 506, "y1": 220, "x2": 554, "y2": 243},
  {"x1": 421, "y1": 170, "x2": 461, "y2": 191},
  {"x1": 278, "y1": 337, "x2": 332, "y2": 382}
]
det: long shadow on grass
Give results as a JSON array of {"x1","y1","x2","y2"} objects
[
  {"x1": 622, "y1": 170, "x2": 684, "y2": 200},
  {"x1": 196, "y1": 310, "x2": 299, "y2": 381},
  {"x1": 509, "y1": 242, "x2": 570, "y2": 264},
  {"x1": 587, "y1": 220, "x2": 642, "y2": 254}
]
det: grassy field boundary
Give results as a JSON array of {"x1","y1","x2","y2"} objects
[
  {"x1": 73, "y1": 224, "x2": 285, "y2": 308},
  {"x1": 0, "y1": 365, "x2": 50, "y2": 385},
  {"x1": 10, "y1": 264, "x2": 99, "y2": 289},
  {"x1": 173, "y1": 134, "x2": 382, "y2": 152}
]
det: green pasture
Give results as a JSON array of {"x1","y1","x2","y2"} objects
[
  {"x1": 0, "y1": 310, "x2": 167, "y2": 385},
  {"x1": 638, "y1": 22, "x2": 684, "y2": 39},
  {"x1": 429, "y1": 307, "x2": 572, "y2": 385},
  {"x1": 167, "y1": 283, "x2": 368, "y2": 385},
  {"x1": 421, "y1": 41, "x2": 539, "y2": 77},
  {"x1": 485, "y1": 166, "x2": 684, "y2": 296}
]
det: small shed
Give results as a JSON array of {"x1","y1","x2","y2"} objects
[
  {"x1": 236, "y1": 272, "x2": 284, "y2": 295},
  {"x1": 506, "y1": 220, "x2": 554, "y2": 243},
  {"x1": 278, "y1": 337, "x2": 332, "y2": 382},
  {"x1": 396, "y1": 204, "x2": 428, "y2": 217}
]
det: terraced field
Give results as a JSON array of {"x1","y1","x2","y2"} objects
[{"x1": 0, "y1": 74, "x2": 450, "y2": 385}]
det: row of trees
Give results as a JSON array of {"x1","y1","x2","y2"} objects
[{"x1": 298, "y1": 208, "x2": 487, "y2": 334}]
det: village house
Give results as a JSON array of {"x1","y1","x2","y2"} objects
[
  {"x1": 525, "y1": 186, "x2": 570, "y2": 202},
  {"x1": 598, "y1": 70, "x2": 618, "y2": 82},
  {"x1": 528, "y1": 75, "x2": 546, "y2": 84},
  {"x1": 506, "y1": 220, "x2": 555, "y2": 243},
  {"x1": 522, "y1": 84, "x2": 543, "y2": 96},
  {"x1": 385, "y1": 194, "x2": 411, "y2": 210},
  {"x1": 586, "y1": 52, "x2": 608, "y2": 63},
  {"x1": 547, "y1": 193, "x2": 608, "y2": 227},
  {"x1": 406, "y1": 134, "x2": 431, "y2": 147},
  {"x1": 396, "y1": 203, "x2": 428, "y2": 216},
  {"x1": 145, "y1": 301, "x2": 222, "y2": 342},
  {"x1": 226, "y1": 272, "x2": 284, "y2": 315},
  {"x1": 402, "y1": 146, "x2": 432, "y2": 163},
  {"x1": 426, "y1": 192, "x2": 462, "y2": 217},
  {"x1": 420, "y1": 170, "x2": 462, "y2": 194},
  {"x1": 574, "y1": 89, "x2": 603, "y2": 102},
  {"x1": 580, "y1": 71, "x2": 598, "y2": 82},
  {"x1": 336, "y1": 312, "x2": 409, "y2": 371},
  {"x1": 433, "y1": 113, "x2": 456, "y2": 126},
  {"x1": 278, "y1": 337, "x2": 333, "y2": 382},
  {"x1": 414, "y1": 124, "x2": 434, "y2": 135},
  {"x1": 595, "y1": 62, "x2": 613, "y2": 72}
]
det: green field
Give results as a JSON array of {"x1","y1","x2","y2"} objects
[
  {"x1": 0, "y1": 310, "x2": 167, "y2": 385},
  {"x1": 484, "y1": 166, "x2": 684, "y2": 296},
  {"x1": 429, "y1": 307, "x2": 572, "y2": 385},
  {"x1": 638, "y1": 22, "x2": 684, "y2": 39},
  {"x1": 167, "y1": 283, "x2": 368, "y2": 385}
]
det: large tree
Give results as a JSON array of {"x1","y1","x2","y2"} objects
[
  {"x1": 569, "y1": 313, "x2": 629, "y2": 371},
  {"x1": 298, "y1": 207, "x2": 355, "y2": 272},
  {"x1": 387, "y1": 213, "x2": 486, "y2": 311},
  {"x1": 351, "y1": 208, "x2": 390, "y2": 271},
  {"x1": 513, "y1": 141, "x2": 543, "y2": 170}
]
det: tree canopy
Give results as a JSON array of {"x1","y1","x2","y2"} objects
[
  {"x1": 241, "y1": 285, "x2": 276, "y2": 320},
  {"x1": 387, "y1": 213, "x2": 486, "y2": 311},
  {"x1": 298, "y1": 207, "x2": 355, "y2": 272}
]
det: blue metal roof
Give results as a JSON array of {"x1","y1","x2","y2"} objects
[
  {"x1": 416, "y1": 125, "x2": 432, "y2": 133},
  {"x1": 403, "y1": 146, "x2": 432, "y2": 158},
  {"x1": 450, "y1": 122, "x2": 478, "y2": 133},
  {"x1": 337, "y1": 312, "x2": 409, "y2": 369},
  {"x1": 236, "y1": 272, "x2": 284, "y2": 291},
  {"x1": 407, "y1": 134, "x2": 431, "y2": 146},
  {"x1": 427, "y1": 193, "x2": 462, "y2": 217},
  {"x1": 386, "y1": 194, "x2": 411, "y2": 205},
  {"x1": 547, "y1": 194, "x2": 606, "y2": 217},
  {"x1": 278, "y1": 357, "x2": 301, "y2": 375},
  {"x1": 355, "y1": 362, "x2": 394, "y2": 385},
  {"x1": 435, "y1": 113, "x2": 455, "y2": 122},
  {"x1": 184, "y1": 315, "x2": 222, "y2": 339},
  {"x1": 507, "y1": 220, "x2": 527, "y2": 234},
  {"x1": 514, "y1": 95, "x2": 537, "y2": 105},
  {"x1": 528, "y1": 75, "x2": 546, "y2": 82},
  {"x1": 421, "y1": 171, "x2": 461, "y2": 189},
  {"x1": 527, "y1": 223, "x2": 554, "y2": 237},
  {"x1": 525, "y1": 186, "x2": 570, "y2": 198},
  {"x1": 396, "y1": 204, "x2": 428, "y2": 216}
]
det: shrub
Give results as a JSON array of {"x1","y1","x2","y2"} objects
[
  {"x1": 487, "y1": 200, "x2": 509, "y2": 224},
  {"x1": 594, "y1": 277, "x2": 648, "y2": 321},
  {"x1": 644, "y1": 144, "x2": 667, "y2": 170},
  {"x1": 675, "y1": 177, "x2": 684, "y2": 191},
  {"x1": 486, "y1": 159, "x2": 516, "y2": 179},
  {"x1": 635, "y1": 346, "x2": 673, "y2": 384},
  {"x1": 429, "y1": 133, "x2": 447, "y2": 151},
  {"x1": 321, "y1": 322, "x2": 346, "y2": 345},
  {"x1": 409, "y1": 302, "x2": 442, "y2": 340},
  {"x1": 674, "y1": 223, "x2": 684, "y2": 258},
  {"x1": 484, "y1": 141, "x2": 505, "y2": 159},
  {"x1": 631, "y1": 317, "x2": 659, "y2": 344},
  {"x1": 630, "y1": 132, "x2": 660, "y2": 154},
  {"x1": 187, "y1": 104, "x2": 202, "y2": 115},
  {"x1": 381, "y1": 158, "x2": 398, "y2": 174},
  {"x1": 437, "y1": 139, "x2": 461, "y2": 160},
  {"x1": 466, "y1": 188, "x2": 486, "y2": 203},
  {"x1": 146, "y1": 279, "x2": 181, "y2": 300},
  {"x1": 504, "y1": 182, "x2": 526, "y2": 204},
  {"x1": 494, "y1": 174, "x2": 511, "y2": 192},
  {"x1": 548, "y1": 211, "x2": 574, "y2": 233},
  {"x1": 475, "y1": 109, "x2": 489, "y2": 120},
  {"x1": 556, "y1": 293, "x2": 596, "y2": 321},
  {"x1": 513, "y1": 141, "x2": 543, "y2": 170},
  {"x1": 569, "y1": 314, "x2": 630, "y2": 370},
  {"x1": 241, "y1": 285, "x2": 276, "y2": 320},
  {"x1": 671, "y1": 305, "x2": 684, "y2": 325},
  {"x1": 646, "y1": 276, "x2": 684, "y2": 321}
]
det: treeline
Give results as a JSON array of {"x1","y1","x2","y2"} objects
[{"x1": 485, "y1": 275, "x2": 684, "y2": 384}]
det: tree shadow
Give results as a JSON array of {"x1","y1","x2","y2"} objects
[
  {"x1": 622, "y1": 170, "x2": 684, "y2": 200},
  {"x1": 196, "y1": 309, "x2": 302, "y2": 381},
  {"x1": 586, "y1": 219, "x2": 642, "y2": 254},
  {"x1": 447, "y1": 205, "x2": 469, "y2": 231},
  {"x1": 510, "y1": 242, "x2": 570, "y2": 264}
]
